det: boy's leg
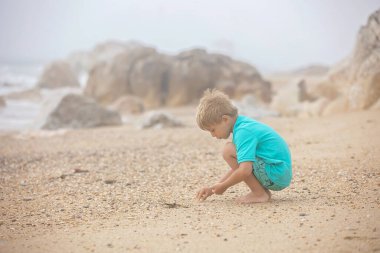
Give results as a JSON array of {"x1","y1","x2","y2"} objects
[
  {"x1": 222, "y1": 142, "x2": 239, "y2": 170},
  {"x1": 239, "y1": 172, "x2": 272, "y2": 204},
  {"x1": 223, "y1": 142, "x2": 271, "y2": 203}
]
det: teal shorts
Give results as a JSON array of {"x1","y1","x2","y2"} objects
[{"x1": 253, "y1": 157, "x2": 287, "y2": 191}]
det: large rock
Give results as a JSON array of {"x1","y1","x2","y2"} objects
[
  {"x1": 165, "y1": 49, "x2": 224, "y2": 106},
  {"x1": 84, "y1": 46, "x2": 157, "y2": 105},
  {"x1": 166, "y1": 49, "x2": 271, "y2": 106},
  {"x1": 128, "y1": 53, "x2": 172, "y2": 108},
  {"x1": 84, "y1": 46, "x2": 272, "y2": 108},
  {"x1": 42, "y1": 94, "x2": 122, "y2": 130},
  {"x1": 37, "y1": 61, "x2": 80, "y2": 89},
  {"x1": 270, "y1": 9, "x2": 380, "y2": 117},
  {"x1": 31, "y1": 88, "x2": 82, "y2": 129},
  {"x1": 314, "y1": 10, "x2": 380, "y2": 114}
]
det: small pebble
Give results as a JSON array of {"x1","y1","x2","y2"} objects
[
  {"x1": 74, "y1": 168, "x2": 89, "y2": 173},
  {"x1": 104, "y1": 179, "x2": 116, "y2": 184}
]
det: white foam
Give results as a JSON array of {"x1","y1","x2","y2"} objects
[
  {"x1": 0, "y1": 100, "x2": 41, "y2": 131},
  {"x1": 0, "y1": 63, "x2": 42, "y2": 95}
]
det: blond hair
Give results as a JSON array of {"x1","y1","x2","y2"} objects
[{"x1": 196, "y1": 89, "x2": 238, "y2": 130}]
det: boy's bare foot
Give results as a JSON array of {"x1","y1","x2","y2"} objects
[{"x1": 236, "y1": 189, "x2": 271, "y2": 204}]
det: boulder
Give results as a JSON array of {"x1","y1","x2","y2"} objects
[
  {"x1": 316, "y1": 10, "x2": 380, "y2": 113},
  {"x1": 128, "y1": 53, "x2": 172, "y2": 108},
  {"x1": 32, "y1": 88, "x2": 82, "y2": 129},
  {"x1": 139, "y1": 111, "x2": 183, "y2": 129},
  {"x1": 167, "y1": 49, "x2": 271, "y2": 106},
  {"x1": 84, "y1": 46, "x2": 157, "y2": 105},
  {"x1": 37, "y1": 61, "x2": 80, "y2": 89},
  {"x1": 42, "y1": 94, "x2": 122, "y2": 130},
  {"x1": 271, "y1": 9, "x2": 380, "y2": 117},
  {"x1": 165, "y1": 49, "x2": 225, "y2": 106},
  {"x1": 268, "y1": 10, "x2": 380, "y2": 117},
  {"x1": 109, "y1": 95, "x2": 145, "y2": 115}
]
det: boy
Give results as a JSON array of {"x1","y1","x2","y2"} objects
[{"x1": 195, "y1": 89, "x2": 292, "y2": 204}]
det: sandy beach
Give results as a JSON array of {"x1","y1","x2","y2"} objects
[{"x1": 0, "y1": 107, "x2": 379, "y2": 252}]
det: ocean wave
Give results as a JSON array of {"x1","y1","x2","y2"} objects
[{"x1": 0, "y1": 63, "x2": 42, "y2": 95}]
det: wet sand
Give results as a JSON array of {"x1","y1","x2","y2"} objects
[{"x1": 0, "y1": 108, "x2": 379, "y2": 252}]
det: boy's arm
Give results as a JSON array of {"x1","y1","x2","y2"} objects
[
  {"x1": 196, "y1": 169, "x2": 234, "y2": 201},
  {"x1": 218, "y1": 169, "x2": 234, "y2": 183},
  {"x1": 212, "y1": 162, "x2": 253, "y2": 194}
]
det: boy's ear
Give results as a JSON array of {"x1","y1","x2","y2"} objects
[{"x1": 222, "y1": 115, "x2": 229, "y2": 121}]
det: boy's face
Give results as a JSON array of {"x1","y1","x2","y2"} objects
[{"x1": 205, "y1": 115, "x2": 234, "y2": 139}]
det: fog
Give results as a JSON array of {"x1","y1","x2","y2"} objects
[{"x1": 0, "y1": 0, "x2": 378, "y2": 72}]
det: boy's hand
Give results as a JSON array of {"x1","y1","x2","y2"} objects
[
  {"x1": 196, "y1": 187, "x2": 214, "y2": 201},
  {"x1": 211, "y1": 183, "x2": 227, "y2": 195}
]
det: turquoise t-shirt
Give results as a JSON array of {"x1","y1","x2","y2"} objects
[{"x1": 232, "y1": 115, "x2": 292, "y2": 187}]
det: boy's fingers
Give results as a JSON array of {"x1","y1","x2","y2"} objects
[
  {"x1": 196, "y1": 189, "x2": 204, "y2": 200},
  {"x1": 200, "y1": 191, "x2": 207, "y2": 201},
  {"x1": 196, "y1": 188, "x2": 211, "y2": 202}
]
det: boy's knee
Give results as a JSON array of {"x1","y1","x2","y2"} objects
[{"x1": 222, "y1": 142, "x2": 236, "y2": 160}]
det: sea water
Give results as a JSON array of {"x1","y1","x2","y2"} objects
[{"x1": 0, "y1": 63, "x2": 85, "y2": 131}]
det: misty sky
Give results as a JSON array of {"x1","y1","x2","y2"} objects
[{"x1": 0, "y1": 0, "x2": 378, "y2": 73}]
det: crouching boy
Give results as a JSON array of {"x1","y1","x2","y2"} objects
[{"x1": 195, "y1": 89, "x2": 292, "y2": 204}]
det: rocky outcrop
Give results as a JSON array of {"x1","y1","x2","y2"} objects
[
  {"x1": 313, "y1": 10, "x2": 380, "y2": 115},
  {"x1": 37, "y1": 61, "x2": 80, "y2": 89},
  {"x1": 128, "y1": 53, "x2": 172, "y2": 108},
  {"x1": 270, "y1": 9, "x2": 380, "y2": 117},
  {"x1": 84, "y1": 47, "x2": 271, "y2": 108},
  {"x1": 42, "y1": 94, "x2": 122, "y2": 130},
  {"x1": 166, "y1": 49, "x2": 271, "y2": 106},
  {"x1": 84, "y1": 46, "x2": 157, "y2": 105}
]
